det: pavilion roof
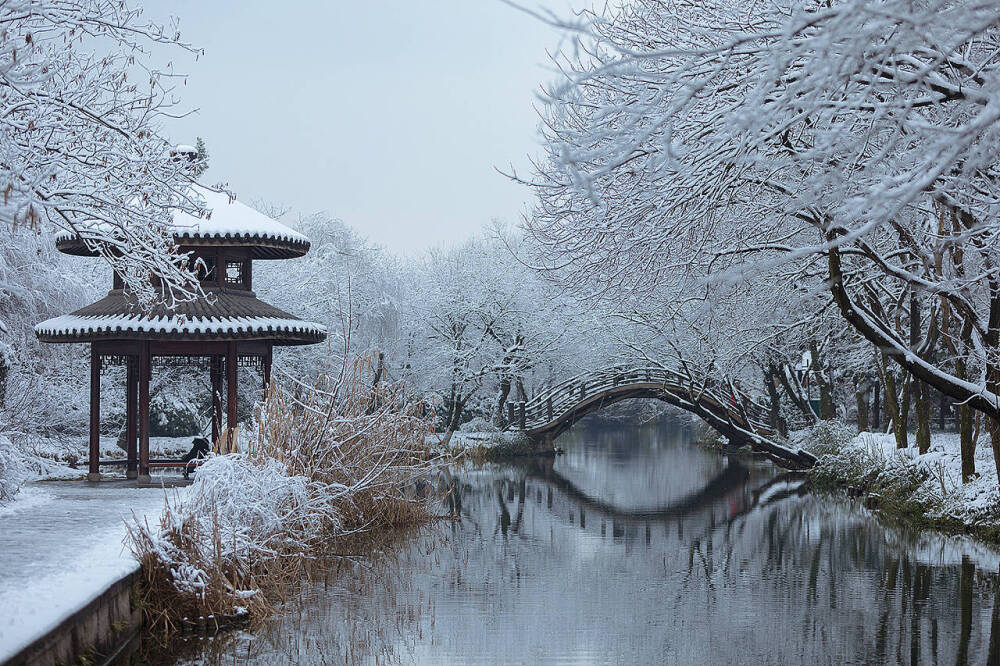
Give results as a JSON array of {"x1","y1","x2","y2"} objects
[
  {"x1": 35, "y1": 289, "x2": 327, "y2": 345},
  {"x1": 55, "y1": 186, "x2": 311, "y2": 259}
]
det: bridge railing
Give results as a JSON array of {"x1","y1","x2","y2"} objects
[{"x1": 506, "y1": 365, "x2": 773, "y2": 434}]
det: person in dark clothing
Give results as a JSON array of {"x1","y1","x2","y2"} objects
[{"x1": 181, "y1": 437, "x2": 211, "y2": 479}]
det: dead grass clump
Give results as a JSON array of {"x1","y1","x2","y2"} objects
[{"x1": 127, "y1": 355, "x2": 446, "y2": 634}]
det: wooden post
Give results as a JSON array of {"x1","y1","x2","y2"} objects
[
  {"x1": 210, "y1": 356, "x2": 222, "y2": 445},
  {"x1": 226, "y1": 342, "x2": 238, "y2": 445},
  {"x1": 547, "y1": 397, "x2": 553, "y2": 421},
  {"x1": 580, "y1": 382, "x2": 586, "y2": 399},
  {"x1": 507, "y1": 402, "x2": 515, "y2": 427},
  {"x1": 519, "y1": 402, "x2": 526, "y2": 430},
  {"x1": 125, "y1": 355, "x2": 138, "y2": 479},
  {"x1": 138, "y1": 341, "x2": 151, "y2": 482},
  {"x1": 88, "y1": 349, "x2": 101, "y2": 482},
  {"x1": 262, "y1": 347, "x2": 272, "y2": 398}
]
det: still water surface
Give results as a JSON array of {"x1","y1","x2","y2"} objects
[{"x1": 148, "y1": 419, "x2": 1000, "y2": 665}]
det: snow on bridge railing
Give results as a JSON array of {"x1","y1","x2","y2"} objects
[{"x1": 506, "y1": 365, "x2": 773, "y2": 433}]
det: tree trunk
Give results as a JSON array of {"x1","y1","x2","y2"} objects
[
  {"x1": 515, "y1": 377, "x2": 527, "y2": 402},
  {"x1": 775, "y1": 362, "x2": 816, "y2": 425},
  {"x1": 365, "y1": 351, "x2": 385, "y2": 415},
  {"x1": 960, "y1": 402, "x2": 975, "y2": 482},
  {"x1": 872, "y1": 380, "x2": 881, "y2": 431},
  {"x1": 495, "y1": 377, "x2": 511, "y2": 427},
  {"x1": 0, "y1": 348, "x2": 8, "y2": 408},
  {"x1": 989, "y1": 371, "x2": 1000, "y2": 484},
  {"x1": 809, "y1": 341, "x2": 835, "y2": 420},
  {"x1": 440, "y1": 395, "x2": 467, "y2": 449},
  {"x1": 914, "y1": 380, "x2": 931, "y2": 455},
  {"x1": 764, "y1": 366, "x2": 787, "y2": 438},
  {"x1": 900, "y1": 375, "x2": 912, "y2": 439},
  {"x1": 855, "y1": 378, "x2": 870, "y2": 433},
  {"x1": 877, "y1": 353, "x2": 907, "y2": 449}
]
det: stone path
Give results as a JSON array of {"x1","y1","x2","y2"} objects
[{"x1": 0, "y1": 479, "x2": 177, "y2": 661}]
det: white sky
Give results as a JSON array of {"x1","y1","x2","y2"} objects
[{"x1": 143, "y1": 1, "x2": 582, "y2": 254}]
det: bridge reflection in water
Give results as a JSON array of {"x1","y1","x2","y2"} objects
[{"x1": 146, "y1": 418, "x2": 1000, "y2": 666}]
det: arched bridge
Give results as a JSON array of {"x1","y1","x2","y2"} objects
[{"x1": 505, "y1": 365, "x2": 816, "y2": 470}]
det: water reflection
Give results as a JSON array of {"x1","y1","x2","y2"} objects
[{"x1": 141, "y1": 419, "x2": 1000, "y2": 665}]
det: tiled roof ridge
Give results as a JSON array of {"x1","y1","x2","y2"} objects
[{"x1": 34, "y1": 289, "x2": 327, "y2": 345}]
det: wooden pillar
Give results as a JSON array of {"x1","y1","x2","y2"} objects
[
  {"x1": 138, "y1": 341, "x2": 151, "y2": 482},
  {"x1": 210, "y1": 356, "x2": 222, "y2": 445},
  {"x1": 226, "y1": 341, "x2": 238, "y2": 439},
  {"x1": 125, "y1": 355, "x2": 138, "y2": 479},
  {"x1": 507, "y1": 402, "x2": 515, "y2": 427},
  {"x1": 262, "y1": 346, "x2": 272, "y2": 398},
  {"x1": 88, "y1": 349, "x2": 101, "y2": 482}
]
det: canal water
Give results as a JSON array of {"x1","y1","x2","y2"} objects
[{"x1": 144, "y1": 417, "x2": 1000, "y2": 665}]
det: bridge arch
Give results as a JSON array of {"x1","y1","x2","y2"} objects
[{"x1": 506, "y1": 366, "x2": 816, "y2": 470}]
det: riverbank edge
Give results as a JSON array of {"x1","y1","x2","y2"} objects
[
  {"x1": 453, "y1": 431, "x2": 564, "y2": 462},
  {"x1": 693, "y1": 423, "x2": 1000, "y2": 546},
  {"x1": 806, "y1": 456, "x2": 1000, "y2": 547},
  {"x1": 807, "y1": 472, "x2": 1000, "y2": 546},
  {"x1": 2, "y1": 569, "x2": 141, "y2": 666}
]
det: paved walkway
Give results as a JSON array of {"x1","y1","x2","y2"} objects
[{"x1": 0, "y1": 479, "x2": 179, "y2": 662}]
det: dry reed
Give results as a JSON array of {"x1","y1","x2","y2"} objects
[{"x1": 126, "y1": 355, "x2": 446, "y2": 634}]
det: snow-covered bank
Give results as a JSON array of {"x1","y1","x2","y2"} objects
[
  {"x1": 431, "y1": 430, "x2": 517, "y2": 456},
  {"x1": 799, "y1": 424, "x2": 1000, "y2": 540},
  {"x1": 0, "y1": 481, "x2": 171, "y2": 662}
]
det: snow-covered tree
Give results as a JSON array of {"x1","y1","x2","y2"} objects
[
  {"x1": 0, "y1": 0, "x2": 206, "y2": 311},
  {"x1": 255, "y1": 210, "x2": 403, "y2": 382},
  {"x1": 521, "y1": 0, "x2": 1000, "y2": 481}
]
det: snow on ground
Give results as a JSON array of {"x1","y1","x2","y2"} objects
[
  {"x1": 7, "y1": 434, "x2": 196, "y2": 486},
  {"x1": 425, "y1": 430, "x2": 513, "y2": 455},
  {"x1": 23, "y1": 434, "x2": 195, "y2": 464},
  {"x1": 805, "y1": 427, "x2": 1000, "y2": 530},
  {"x1": 0, "y1": 485, "x2": 54, "y2": 518},
  {"x1": 0, "y1": 480, "x2": 175, "y2": 662}
]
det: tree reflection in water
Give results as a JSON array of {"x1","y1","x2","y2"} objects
[{"x1": 140, "y1": 420, "x2": 1000, "y2": 665}]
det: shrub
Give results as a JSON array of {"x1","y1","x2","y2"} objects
[
  {"x1": 0, "y1": 435, "x2": 26, "y2": 505},
  {"x1": 460, "y1": 415, "x2": 498, "y2": 433},
  {"x1": 150, "y1": 392, "x2": 201, "y2": 437},
  {"x1": 793, "y1": 420, "x2": 856, "y2": 457},
  {"x1": 127, "y1": 356, "x2": 445, "y2": 633}
]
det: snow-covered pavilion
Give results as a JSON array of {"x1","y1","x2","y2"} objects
[{"x1": 35, "y1": 187, "x2": 327, "y2": 482}]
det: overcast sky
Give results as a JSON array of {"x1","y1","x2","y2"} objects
[{"x1": 143, "y1": 1, "x2": 581, "y2": 255}]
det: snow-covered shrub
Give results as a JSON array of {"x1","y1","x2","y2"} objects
[
  {"x1": 127, "y1": 454, "x2": 335, "y2": 625},
  {"x1": 127, "y1": 355, "x2": 443, "y2": 631},
  {"x1": 150, "y1": 391, "x2": 201, "y2": 437},
  {"x1": 0, "y1": 435, "x2": 27, "y2": 505},
  {"x1": 809, "y1": 432, "x2": 1000, "y2": 533},
  {"x1": 0, "y1": 340, "x2": 12, "y2": 407},
  {"x1": 791, "y1": 420, "x2": 856, "y2": 457},
  {"x1": 460, "y1": 415, "x2": 498, "y2": 433}
]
